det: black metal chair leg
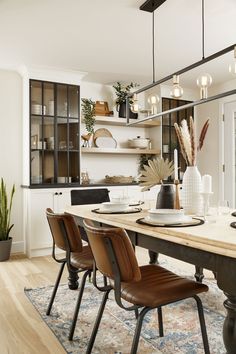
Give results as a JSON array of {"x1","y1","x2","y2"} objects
[
  {"x1": 46, "y1": 262, "x2": 66, "y2": 316},
  {"x1": 69, "y1": 270, "x2": 91, "y2": 341},
  {"x1": 86, "y1": 290, "x2": 110, "y2": 354},
  {"x1": 131, "y1": 307, "x2": 151, "y2": 354},
  {"x1": 157, "y1": 307, "x2": 164, "y2": 337},
  {"x1": 194, "y1": 295, "x2": 210, "y2": 354},
  {"x1": 134, "y1": 308, "x2": 139, "y2": 319}
]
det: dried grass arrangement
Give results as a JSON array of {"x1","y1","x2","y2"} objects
[
  {"x1": 174, "y1": 117, "x2": 209, "y2": 166},
  {"x1": 139, "y1": 157, "x2": 174, "y2": 191}
]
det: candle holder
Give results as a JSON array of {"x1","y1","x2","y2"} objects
[
  {"x1": 200, "y1": 192, "x2": 214, "y2": 221},
  {"x1": 174, "y1": 179, "x2": 181, "y2": 209}
]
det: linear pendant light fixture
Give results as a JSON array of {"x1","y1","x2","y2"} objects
[{"x1": 126, "y1": 0, "x2": 236, "y2": 125}]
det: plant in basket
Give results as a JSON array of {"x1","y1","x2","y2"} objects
[{"x1": 113, "y1": 82, "x2": 139, "y2": 118}]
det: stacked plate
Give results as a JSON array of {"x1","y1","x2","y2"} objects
[
  {"x1": 146, "y1": 209, "x2": 187, "y2": 225},
  {"x1": 32, "y1": 104, "x2": 46, "y2": 115},
  {"x1": 100, "y1": 201, "x2": 129, "y2": 212}
]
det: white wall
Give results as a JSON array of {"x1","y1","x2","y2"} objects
[
  {"x1": 0, "y1": 69, "x2": 23, "y2": 252},
  {"x1": 196, "y1": 78, "x2": 236, "y2": 204}
]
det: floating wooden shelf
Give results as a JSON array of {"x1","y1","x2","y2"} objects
[
  {"x1": 82, "y1": 115, "x2": 161, "y2": 128},
  {"x1": 81, "y1": 147, "x2": 160, "y2": 155}
]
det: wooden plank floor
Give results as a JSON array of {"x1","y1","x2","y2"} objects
[{"x1": 0, "y1": 250, "x2": 213, "y2": 354}]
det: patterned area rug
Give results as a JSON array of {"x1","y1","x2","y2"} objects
[{"x1": 25, "y1": 262, "x2": 226, "y2": 354}]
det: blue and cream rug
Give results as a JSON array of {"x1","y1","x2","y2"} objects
[{"x1": 25, "y1": 263, "x2": 226, "y2": 354}]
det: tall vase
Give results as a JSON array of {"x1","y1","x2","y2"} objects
[
  {"x1": 182, "y1": 166, "x2": 202, "y2": 215},
  {"x1": 156, "y1": 184, "x2": 175, "y2": 209}
]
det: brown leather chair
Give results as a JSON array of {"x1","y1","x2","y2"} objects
[
  {"x1": 83, "y1": 219, "x2": 210, "y2": 354},
  {"x1": 46, "y1": 208, "x2": 93, "y2": 341}
]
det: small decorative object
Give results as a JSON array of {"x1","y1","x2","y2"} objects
[
  {"x1": 31, "y1": 135, "x2": 38, "y2": 149},
  {"x1": 139, "y1": 157, "x2": 175, "y2": 209},
  {"x1": 95, "y1": 101, "x2": 113, "y2": 116},
  {"x1": 81, "y1": 133, "x2": 92, "y2": 147},
  {"x1": 81, "y1": 172, "x2": 90, "y2": 185},
  {"x1": 0, "y1": 178, "x2": 15, "y2": 261},
  {"x1": 113, "y1": 82, "x2": 139, "y2": 119},
  {"x1": 81, "y1": 98, "x2": 96, "y2": 147},
  {"x1": 174, "y1": 117, "x2": 210, "y2": 214},
  {"x1": 94, "y1": 137, "x2": 117, "y2": 148}
]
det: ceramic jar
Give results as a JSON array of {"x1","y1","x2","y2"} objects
[{"x1": 156, "y1": 184, "x2": 175, "y2": 209}]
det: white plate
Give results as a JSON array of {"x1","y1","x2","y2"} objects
[
  {"x1": 145, "y1": 215, "x2": 192, "y2": 225},
  {"x1": 98, "y1": 206, "x2": 133, "y2": 213},
  {"x1": 95, "y1": 136, "x2": 117, "y2": 148}
]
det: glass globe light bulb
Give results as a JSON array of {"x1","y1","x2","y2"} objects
[
  {"x1": 170, "y1": 75, "x2": 183, "y2": 99},
  {"x1": 130, "y1": 93, "x2": 140, "y2": 113},
  {"x1": 196, "y1": 73, "x2": 213, "y2": 99},
  {"x1": 229, "y1": 47, "x2": 236, "y2": 76},
  {"x1": 147, "y1": 93, "x2": 160, "y2": 115}
]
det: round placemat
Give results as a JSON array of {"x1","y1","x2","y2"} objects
[
  {"x1": 92, "y1": 207, "x2": 142, "y2": 215},
  {"x1": 136, "y1": 217, "x2": 204, "y2": 228},
  {"x1": 230, "y1": 222, "x2": 236, "y2": 229}
]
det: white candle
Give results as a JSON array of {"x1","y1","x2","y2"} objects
[
  {"x1": 202, "y1": 174, "x2": 212, "y2": 193},
  {"x1": 174, "y1": 149, "x2": 178, "y2": 180}
]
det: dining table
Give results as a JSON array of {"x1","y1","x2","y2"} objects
[{"x1": 65, "y1": 203, "x2": 236, "y2": 354}]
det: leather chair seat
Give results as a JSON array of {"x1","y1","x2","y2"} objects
[
  {"x1": 111, "y1": 264, "x2": 208, "y2": 308},
  {"x1": 71, "y1": 245, "x2": 93, "y2": 270}
]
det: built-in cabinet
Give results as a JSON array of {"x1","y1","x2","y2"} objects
[{"x1": 30, "y1": 80, "x2": 80, "y2": 186}]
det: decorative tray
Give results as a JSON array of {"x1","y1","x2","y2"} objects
[
  {"x1": 92, "y1": 207, "x2": 142, "y2": 215},
  {"x1": 136, "y1": 217, "x2": 204, "y2": 228}
]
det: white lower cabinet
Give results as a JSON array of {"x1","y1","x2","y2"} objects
[
  {"x1": 24, "y1": 185, "x2": 160, "y2": 257},
  {"x1": 24, "y1": 188, "x2": 71, "y2": 257}
]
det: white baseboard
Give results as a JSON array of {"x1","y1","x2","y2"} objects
[{"x1": 12, "y1": 241, "x2": 25, "y2": 254}]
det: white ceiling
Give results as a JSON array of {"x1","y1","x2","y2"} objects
[{"x1": 0, "y1": 0, "x2": 235, "y2": 87}]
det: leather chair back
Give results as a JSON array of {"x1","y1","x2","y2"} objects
[
  {"x1": 83, "y1": 219, "x2": 141, "y2": 283},
  {"x1": 46, "y1": 208, "x2": 83, "y2": 252},
  {"x1": 70, "y1": 188, "x2": 110, "y2": 206}
]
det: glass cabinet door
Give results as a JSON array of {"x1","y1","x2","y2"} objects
[
  {"x1": 30, "y1": 79, "x2": 80, "y2": 186},
  {"x1": 161, "y1": 97, "x2": 193, "y2": 181}
]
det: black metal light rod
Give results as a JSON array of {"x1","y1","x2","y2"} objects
[
  {"x1": 128, "y1": 44, "x2": 236, "y2": 97},
  {"x1": 140, "y1": 0, "x2": 167, "y2": 12},
  {"x1": 126, "y1": 89, "x2": 236, "y2": 126}
]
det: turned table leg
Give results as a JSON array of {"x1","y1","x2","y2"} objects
[
  {"x1": 148, "y1": 250, "x2": 159, "y2": 264},
  {"x1": 223, "y1": 293, "x2": 236, "y2": 354},
  {"x1": 194, "y1": 266, "x2": 204, "y2": 283}
]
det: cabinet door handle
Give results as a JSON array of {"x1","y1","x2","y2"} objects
[
  {"x1": 59, "y1": 192, "x2": 62, "y2": 195},
  {"x1": 55, "y1": 192, "x2": 58, "y2": 196}
]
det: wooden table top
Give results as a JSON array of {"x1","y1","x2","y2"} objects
[{"x1": 65, "y1": 204, "x2": 236, "y2": 259}]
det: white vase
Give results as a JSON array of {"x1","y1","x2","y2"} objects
[{"x1": 182, "y1": 166, "x2": 202, "y2": 215}]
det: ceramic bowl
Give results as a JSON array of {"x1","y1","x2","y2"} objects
[
  {"x1": 147, "y1": 209, "x2": 185, "y2": 224},
  {"x1": 110, "y1": 196, "x2": 130, "y2": 204},
  {"x1": 101, "y1": 201, "x2": 129, "y2": 212}
]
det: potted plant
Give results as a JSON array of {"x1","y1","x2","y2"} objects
[
  {"x1": 113, "y1": 82, "x2": 138, "y2": 119},
  {"x1": 0, "y1": 178, "x2": 15, "y2": 261},
  {"x1": 81, "y1": 98, "x2": 96, "y2": 147}
]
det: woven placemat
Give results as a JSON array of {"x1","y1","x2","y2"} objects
[
  {"x1": 136, "y1": 217, "x2": 204, "y2": 228},
  {"x1": 230, "y1": 222, "x2": 236, "y2": 229},
  {"x1": 92, "y1": 207, "x2": 142, "y2": 215}
]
